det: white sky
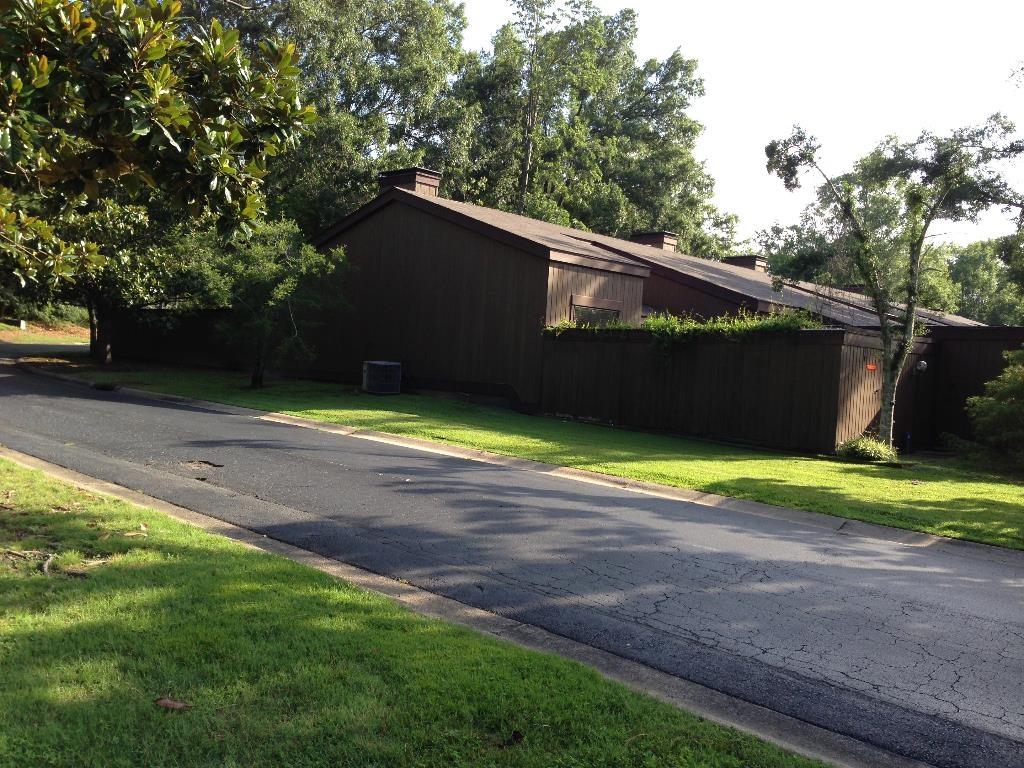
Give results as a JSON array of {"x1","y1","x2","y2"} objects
[{"x1": 462, "y1": 0, "x2": 1024, "y2": 245}]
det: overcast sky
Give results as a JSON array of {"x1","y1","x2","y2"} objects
[{"x1": 462, "y1": 0, "x2": 1024, "y2": 245}]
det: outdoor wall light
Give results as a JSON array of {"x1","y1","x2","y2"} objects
[{"x1": 916, "y1": 360, "x2": 929, "y2": 373}]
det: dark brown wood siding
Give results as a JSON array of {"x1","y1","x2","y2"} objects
[
  {"x1": 541, "y1": 328, "x2": 953, "y2": 453},
  {"x1": 834, "y1": 333, "x2": 935, "y2": 449},
  {"x1": 112, "y1": 309, "x2": 1020, "y2": 453},
  {"x1": 322, "y1": 200, "x2": 551, "y2": 404},
  {"x1": 833, "y1": 329, "x2": 1024, "y2": 449},
  {"x1": 928, "y1": 327, "x2": 1024, "y2": 440},
  {"x1": 834, "y1": 341, "x2": 884, "y2": 446},
  {"x1": 541, "y1": 329, "x2": 846, "y2": 453},
  {"x1": 545, "y1": 262, "x2": 645, "y2": 325}
]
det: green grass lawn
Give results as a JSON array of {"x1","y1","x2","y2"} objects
[
  {"x1": 30, "y1": 357, "x2": 1024, "y2": 551},
  {"x1": 0, "y1": 458, "x2": 821, "y2": 768},
  {"x1": 0, "y1": 321, "x2": 88, "y2": 345}
]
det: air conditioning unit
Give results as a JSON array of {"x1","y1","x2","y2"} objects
[{"x1": 362, "y1": 360, "x2": 402, "y2": 394}]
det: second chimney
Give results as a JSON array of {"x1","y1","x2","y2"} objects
[
  {"x1": 378, "y1": 167, "x2": 442, "y2": 197},
  {"x1": 721, "y1": 255, "x2": 768, "y2": 272},
  {"x1": 631, "y1": 231, "x2": 678, "y2": 252}
]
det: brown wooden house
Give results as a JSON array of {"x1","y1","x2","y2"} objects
[
  {"x1": 314, "y1": 167, "x2": 980, "y2": 406},
  {"x1": 314, "y1": 168, "x2": 649, "y2": 405}
]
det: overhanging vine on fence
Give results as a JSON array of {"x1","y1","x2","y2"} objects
[
  {"x1": 544, "y1": 309, "x2": 824, "y2": 356},
  {"x1": 544, "y1": 318, "x2": 636, "y2": 335},
  {"x1": 643, "y1": 310, "x2": 822, "y2": 353}
]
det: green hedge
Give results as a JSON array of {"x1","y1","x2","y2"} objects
[
  {"x1": 837, "y1": 435, "x2": 899, "y2": 463},
  {"x1": 642, "y1": 309, "x2": 822, "y2": 349},
  {"x1": 545, "y1": 310, "x2": 823, "y2": 343},
  {"x1": 968, "y1": 347, "x2": 1024, "y2": 468}
]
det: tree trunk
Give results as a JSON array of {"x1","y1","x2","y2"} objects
[
  {"x1": 878, "y1": 367, "x2": 899, "y2": 447},
  {"x1": 89, "y1": 302, "x2": 112, "y2": 364},
  {"x1": 516, "y1": 98, "x2": 537, "y2": 214},
  {"x1": 876, "y1": 325, "x2": 915, "y2": 447},
  {"x1": 877, "y1": 236, "x2": 925, "y2": 447},
  {"x1": 250, "y1": 337, "x2": 265, "y2": 388},
  {"x1": 87, "y1": 301, "x2": 97, "y2": 351},
  {"x1": 516, "y1": 20, "x2": 541, "y2": 215}
]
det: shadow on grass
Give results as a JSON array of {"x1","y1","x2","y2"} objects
[
  {"x1": 3, "y1": 424, "x2": 1024, "y2": 767},
  {"x1": 0, "y1": 512, "x2": 823, "y2": 768},
  {"x1": 0, "y1": 467, "x2": 824, "y2": 768},
  {"x1": 699, "y1": 475, "x2": 1024, "y2": 550}
]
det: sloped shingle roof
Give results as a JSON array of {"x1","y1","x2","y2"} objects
[{"x1": 318, "y1": 187, "x2": 983, "y2": 328}]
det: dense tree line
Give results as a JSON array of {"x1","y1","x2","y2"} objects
[
  {"x1": 436, "y1": 2, "x2": 735, "y2": 255},
  {"x1": 761, "y1": 223, "x2": 1024, "y2": 326},
  {"x1": 1, "y1": 0, "x2": 739, "y2": 380},
  {"x1": 4, "y1": 0, "x2": 1022, "y2": 395},
  {"x1": 0, "y1": 0, "x2": 317, "y2": 363},
  {"x1": 178, "y1": 0, "x2": 734, "y2": 254}
]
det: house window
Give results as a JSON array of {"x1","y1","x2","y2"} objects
[
  {"x1": 570, "y1": 294, "x2": 623, "y2": 327},
  {"x1": 572, "y1": 305, "x2": 620, "y2": 326}
]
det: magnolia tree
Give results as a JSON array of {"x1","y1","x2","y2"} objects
[
  {"x1": 0, "y1": 0, "x2": 314, "y2": 294},
  {"x1": 764, "y1": 117, "x2": 1022, "y2": 447}
]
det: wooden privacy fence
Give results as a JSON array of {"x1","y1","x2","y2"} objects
[
  {"x1": 541, "y1": 329, "x2": 858, "y2": 453},
  {"x1": 112, "y1": 310, "x2": 1023, "y2": 455},
  {"x1": 113, "y1": 309, "x2": 247, "y2": 370},
  {"x1": 927, "y1": 326, "x2": 1024, "y2": 441},
  {"x1": 838, "y1": 331, "x2": 934, "y2": 453},
  {"x1": 841, "y1": 327, "x2": 1024, "y2": 450},
  {"x1": 539, "y1": 328, "x2": 996, "y2": 454}
]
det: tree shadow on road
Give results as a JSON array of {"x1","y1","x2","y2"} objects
[{"x1": 1, "y1": 462, "x2": 825, "y2": 768}]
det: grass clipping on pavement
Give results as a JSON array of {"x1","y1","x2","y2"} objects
[{"x1": 0, "y1": 458, "x2": 821, "y2": 768}]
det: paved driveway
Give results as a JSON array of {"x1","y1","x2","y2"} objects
[{"x1": 1, "y1": 356, "x2": 1022, "y2": 768}]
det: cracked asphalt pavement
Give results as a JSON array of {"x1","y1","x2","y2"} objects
[{"x1": 1, "y1": 354, "x2": 1022, "y2": 768}]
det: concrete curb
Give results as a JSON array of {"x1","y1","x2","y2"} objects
[
  {"x1": 264, "y1": 414, "x2": 1015, "y2": 562},
  {"x1": 17, "y1": 358, "x2": 1022, "y2": 569},
  {"x1": 0, "y1": 444, "x2": 934, "y2": 768}
]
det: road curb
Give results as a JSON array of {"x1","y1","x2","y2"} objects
[
  {"x1": 0, "y1": 444, "x2": 935, "y2": 768},
  {"x1": 15, "y1": 357, "x2": 1024, "y2": 569}
]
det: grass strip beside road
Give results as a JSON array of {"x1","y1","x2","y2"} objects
[
  {"x1": 0, "y1": 458, "x2": 822, "y2": 768},
  {"x1": 0, "y1": 321, "x2": 89, "y2": 345},
  {"x1": 28, "y1": 357, "x2": 1024, "y2": 552}
]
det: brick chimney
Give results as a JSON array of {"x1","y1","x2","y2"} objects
[
  {"x1": 630, "y1": 231, "x2": 678, "y2": 252},
  {"x1": 378, "y1": 167, "x2": 441, "y2": 197},
  {"x1": 721, "y1": 255, "x2": 768, "y2": 272}
]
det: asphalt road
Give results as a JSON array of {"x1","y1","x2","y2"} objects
[{"x1": 1, "y1": 350, "x2": 1022, "y2": 768}]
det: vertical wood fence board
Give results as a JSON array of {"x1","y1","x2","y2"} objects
[
  {"x1": 540, "y1": 329, "x2": 849, "y2": 453},
  {"x1": 115, "y1": 309, "x2": 1022, "y2": 455}
]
